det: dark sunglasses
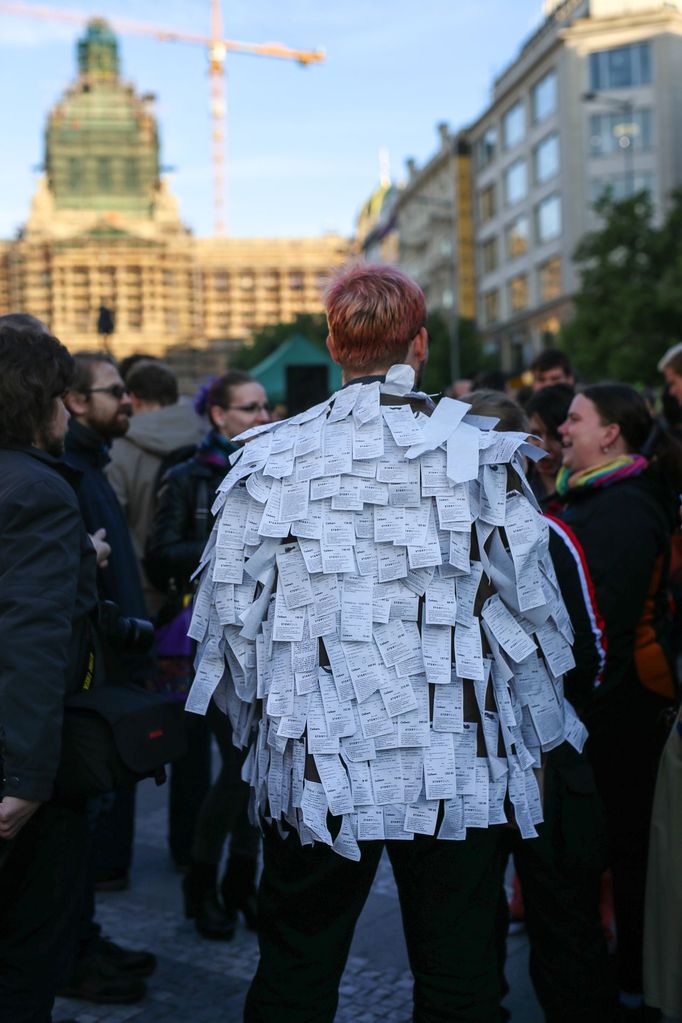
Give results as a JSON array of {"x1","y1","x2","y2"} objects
[
  {"x1": 85, "y1": 384, "x2": 130, "y2": 400},
  {"x1": 226, "y1": 402, "x2": 271, "y2": 414}
]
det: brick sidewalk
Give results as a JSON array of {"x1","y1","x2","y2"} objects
[{"x1": 54, "y1": 780, "x2": 541, "y2": 1023}]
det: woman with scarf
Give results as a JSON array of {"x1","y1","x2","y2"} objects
[
  {"x1": 148, "y1": 371, "x2": 270, "y2": 939},
  {"x1": 556, "y1": 383, "x2": 682, "y2": 1020}
]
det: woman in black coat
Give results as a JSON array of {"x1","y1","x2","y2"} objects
[
  {"x1": 556, "y1": 383, "x2": 681, "y2": 1012},
  {"x1": 148, "y1": 371, "x2": 270, "y2": 939}
]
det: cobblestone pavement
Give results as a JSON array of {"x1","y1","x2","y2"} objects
[{"x1": 54, "y1": 780, "x2": 541, "y2": 1023}]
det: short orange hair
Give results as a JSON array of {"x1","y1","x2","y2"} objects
[{"x1": 324, "y1": 264, "x2": 426, "y2": 374}]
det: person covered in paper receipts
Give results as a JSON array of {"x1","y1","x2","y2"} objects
[{"x1": 187, "y1": 264, "x2": 581, "y2": 1023}]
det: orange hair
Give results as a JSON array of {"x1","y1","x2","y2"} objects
[{"x1": 324, "y1": 264, "x2": 426, "y2": 374}]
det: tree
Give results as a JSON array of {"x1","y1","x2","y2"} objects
[
  {"x1": 421, "y1": 312, "x2": 483, "y2": 395},
  {"x1": 559, "y1": 190, "x2": 682, "y2": 384},
  {"x1": 231, "y1": 313, "x2": 328, "y2": 371}
]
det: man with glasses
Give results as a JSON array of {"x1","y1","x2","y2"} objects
[{"x1": 61, "y1": 353, "x2": 156, "y2": 1006}]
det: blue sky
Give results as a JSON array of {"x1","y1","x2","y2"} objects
[{"x1": 0, "y1": 0, "x2": 543, "y2": 239}]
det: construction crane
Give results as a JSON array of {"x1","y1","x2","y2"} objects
[{"x1": 0, "y1": 0, "x2": 325, "y2": 234}]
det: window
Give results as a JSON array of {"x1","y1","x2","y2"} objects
[
  {"x1": 97, "y1": 157, "x2": 111, "y2": 190},
  {"x1": 507, "y1": 274, "x2": 529, "y2": 313},
  {"x1": 482, "y1": 289, "x2": 499, "y2": 325},
  {"x1": 504, "y1": 159, "x2": 528, "y2": 206},
  {"x1": 538, "y1": 257, "x2": 562, "y2": 302},
  {"x1": 505, "y1": 215, "x2": 530, "y2": 259},
  {"x1": 589, "y1": 42, "x2": 651, "y2": 91},
  {"x1": 67, "y1": 157, "x2": 81, "y2": 190},
  {"x1": 502, "y1": 101, "x2": 525, "y2": 150},
  {"x1": 480, "y1": 236, "x2": 498, "y2": 274},
  {"x1": 240, "y1": 272, "x2": 255, "y2": 290},
  {"x1": 535, "y1": 194, "x2": 562, "y2": 243},
  {"x1": 124, "y1": 159, "x2": 138, "y2": 189},
  {"x1": 589, "y1": 108, "x2": 653, "y2": 156},
  {"x1": 289, "y1": 271, "x2": 304, "y2": 291},
  {"x1": 479, "y1": 184, "x2": 497, "y2": 223},
  {"x1": 476, "y1": 126, "x2": 497, "y2": 169},
  {"x1": 532, "y1": 70, "x2": 557, "y2": 123},
  {"x1": 533, "y1": 133, "x2": 559, "y2": 184},
  {"x1": 590, "y1": 171, "x2": 655, "y2": 203},
  {"x1": 213, "y1": 271, "x2": 230, "y2": 291}
]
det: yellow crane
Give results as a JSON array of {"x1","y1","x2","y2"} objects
[{"x1": 0, "y1": 0, "x2": 325, "y2": 234}]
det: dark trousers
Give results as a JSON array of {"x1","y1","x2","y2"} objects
[
  {"x1": 501, "y1": 743, "x2": 614, "y2": 1022},
  {"x1": 169, "y1": 710, "x2": 212, "y2": 867},
  {"x1": 0, "y1": 800, "x2": 88, "y2": 1023},
  {"x1": 245, "y1": 824, "x2": 503, "y2": 1023},
  {"x1": 92, "y1": 783, "x2": 136, "y2": 877},
  {"x1": 587, "y1": 687, "x2": 670, "y2": 995}
]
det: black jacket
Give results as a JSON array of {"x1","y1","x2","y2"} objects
[
  {"x1": 64, "y1": 420, "x2": 147, "y2": 620},
  {"x1": 0, "y1": 446, "x2": 98, "y2": 801},
  {"x1": 146, "y1": 453, "x2": 232, "y2": 595},
  {"x1": 557, "y1": 471, "x2": 677, "y2": 732}
]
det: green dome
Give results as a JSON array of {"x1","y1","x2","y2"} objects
[{"x1": 45, "y1": 20, "x2": 159, "y2": 216}]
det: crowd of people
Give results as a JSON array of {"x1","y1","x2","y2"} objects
[{"x1": 0, "y1": 269, "x2": 680, "y2": 1023}]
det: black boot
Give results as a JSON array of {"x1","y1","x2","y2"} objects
[
  {"x1": 220, "y1": 854, "x2": 258, "y2": 931},
  {"x1": 182, "y1": 860, "x2": 236, "y2": 941}
]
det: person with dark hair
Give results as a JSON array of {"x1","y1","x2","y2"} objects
[
  {"x1": 462, "y1": 389, "x2": 614, "y2": 1022},
  {"x1": 530, "y1": 348, "x2": 574, "y2": 391},
  {"x1": 525, "y1": 383, "x2": 575, "y2": 512},
  {"x1": 556, "y1": 383, "x2": 682, "y2": 1017},
  {"x1": 106, "y1": 360, "x2": 203, "y2": 618},
  {"x1": 146, "y1": 370, "x2": 269, "y2": 935},
  {"x1": 118, "y1": 351, "x2": 158, "y2": 382},
  {"x1": 470, "y1": 368, "x2": 508, "y2": 393},
  {"x1": 61, "y1": 352, "x2": 156, "y2": 1005},
  {"x1": 0, "y1": 316, "x2": 98, "y2": 1022}
]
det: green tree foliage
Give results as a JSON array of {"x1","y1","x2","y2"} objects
[
  {"x1": 231, "y1": 313, "x2": 328, "y2": 371},
  {"x1": 559, "y1": 190, "x2": 682, "y2": 383},
  {"x1": 421, "y1": 312, "x2": 483, "y2": 395}
]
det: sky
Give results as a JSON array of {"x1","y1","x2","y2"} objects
[{"x1": 0, "y1": 0, "x2": 544, "y2": 239}]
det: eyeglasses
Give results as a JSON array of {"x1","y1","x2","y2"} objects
[
  {"x1": 85, "y1": 384, "x2": 130, "y2": 400},
  {"x1": 226, "y1": 402, "x2": 271, "y2": 414}
]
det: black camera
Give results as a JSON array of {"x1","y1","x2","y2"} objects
[{"x1": 98, "y1": 600, "x2": 155, "y2": 654}]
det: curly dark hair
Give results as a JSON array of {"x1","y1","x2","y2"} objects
[{"x1": 0, "y1": 315, "x2": 74, "y2": 446}]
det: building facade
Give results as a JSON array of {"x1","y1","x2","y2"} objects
[
  {"x1": 1, "y1": 20, "x2": 351, "y2": 365},
  {"x1": 469, "y1": 0, "x2": 682, "y2": 370}
]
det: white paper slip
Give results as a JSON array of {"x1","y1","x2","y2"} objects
[
  {"x1": 331, "y1": 476, "x2": 363, "y2": 511},
  {"x1": 420, "y1": 449, "x2": 450, "y2": 495},
  {"x1": 187, "y1": 578, "x2": 211, "y2": 642},
  {"x1": 421, "y1": 624, "x2": 452, "y2": 685},
  {"x1": 296, "y1": 450, "x2": 326, "y2": 482},
  {"x1": 332, "y1": 815, "x2": 361, "y2": 861},
  {"x1": 310, "y1": 475, "x2": 341, "y2": 501},
  {"x1": 263, "y1": 446, "x2": 295, "y2": 480},
  {"x1": 449, "y1": 530, "x2": 472, "y2": 573},
  {"x1": 275, "y1": 543, "x2": 315, "y2": 610},
  {"x1": 405, "y1": 397, "x2": 469, "y2": 459},
  {"x1": 298, "y1": 537, "x2": 323, "y2": 575},
  {"x1": 388, "y1": 584, "x2": 420, "y2": 621},
  {"x1": 342, "y1": 640, "x2": 384, "y2": 703},
  {"x1": 186, "y1": 645, "x2": 224, "y2": 714},
  {"x1": 215, "y1": 584, "x2": 236, "y2": 625},
  {"x1": 370, "y1": 750, "x2": 405, "y2": 805},
  {"x1": 455, "y1": 561, "x2": 483, "y2": 624},
  {"x1": 245, "y1": 472, "x2": 273, "y2": 505},
  {"x1": 403, "y1": 503, "x2": 430, "y2": 546},
  {"x1": 433, "y1": 676, "x2": 464, "y2": 732},
  {"x1": 388, "y1": 459, "x2": 422, "y2": 507},
  {"x1": 360, "y1": 479, "x2": 389, "y2": 506},
  {"x1": 324, "y1": 420, "x2": 353, "y2": 476},
  {"x1": 454, "y1": 620, "x2": 486, "y2": 681},
  {"x1": 376, "y1": 429, "x2": 410, "y2": 484},
  {"x1": 407, "y1": 508, "x2": 442, "y2": 569},
  {"x1": 322, "y1": 508, "x2": 356, "y2": 548},
  {"x1": 313, "y1": 754, "x2": 355, "y2": 816},
  {"x1": 438, "y1": 795, "x2": 466, "y2": 840},
  {"x1": 479, "y1": 464, "x2": 507, "y2": 526},
  {"x1": 404, "y1": 796, "x2": 439, "y2": 835},
  {"x1": 380, "y1": 670, "x2": 418, "y2": 717},
  {"x1": 320, "y1": 543, "x2": 357, "y2": 575},
  {"x1": 300, "y1": 781, "x2": 333, "y2": 843},
  {"x1": 373, "y1": 619, "x2": 413, "y2": 667},
  {"x1": 355, "y1": 538, "x2": 379, "y2": 577},
  {"x1": 357, "y1": 690, "x2": 395, "y2": 739},
  {"x1": 446, "y1": 422, "x2": 480, "y2": 485},
  {"x1": 481, "y1": 595, "x2": 537, "y2": 664},
  {"x1": 213, "y1": 544, "x2": 245, "y2": 585},
  {"x1": 278, "y1": 478, "x2": 309, "y2": 522},
  {"x1": 357, "y1": 804, "x2": 385, "y2": 841},
  {"x1": 341, "y1": 724, "x2": 377, "y2": 763},
  {"x1": 353, "y1": 416, "x2": 385, "y2": 460},
  {"x1": 535, "y1": 620, "x2": 576, "y2": 678},
  {"x1": 306, "y1": 689, "x2": 341, "y2": 754},
  {"x1": 377, "y1": 542, "x2": 407, "y2": 582},
  {"x1": 291, "y1": 502, "x2": 323, "y2": 541},
  {"x1": 311, "y1": 572, "x2": 340, "y2": 617},
  {"x1": 353, "y1": 381, "x2": 381, "y2": 425},
  {"x1": 259, "y1": 481, "x2": 291, "y2": 538},
  {"x1": 341, "y1": 576, "x2": 374, "y2": 644},
  {"x1": 453, "y1": 722, "x2": 478, "y2": 794},
  {"x1": 382, "y1": 404, "x2": 424, "y2": 447},
  {"x1": 403, "y1": 564, "x2": 436, "y2": 596},
  {"x1": 383, "y1": 804, "x2": 413, "y2": 841},
  {"x1": 272, "y1": 581, "x2": 306, "y2": 642},
  {"x1": 423, "y1": 730, "x2": 457, "y2": 800},
  {"x1": 436, "y1": 485, "x2": 471, "y2": 529},
  {"x1": 462, "y1": 759, "x2": 490, "y2": 828},
  {"x1": 293, "y1": 416, "x2": 324, "y2": 458},
  {"x1": 397, "y1": 682, "x2": 431, "y2": 748},
  {"x1": 328, "y1": 384, "x2": 361, "y2": 423},
  {"x1": 322, "y1": 633, "x2": 355, "y2": 703},
  {"x1": 343, "y1": 758, "x2": 375, "y2": 805},
  {"x1": 425, "y1": 575, "x2": 458, "y2": 626}
]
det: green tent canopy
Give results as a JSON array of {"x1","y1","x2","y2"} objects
[{"x1": 249, "y1": 334, "x2": 341, "y2": 410}]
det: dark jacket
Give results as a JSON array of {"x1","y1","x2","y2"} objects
[
  {"x1": 146, "y1": 450, "x2": 234, "y2": 595},
  {"x1": 64, "y1": 419, "x2": 148, "y2": 620},
  {"x1": 0, "y1": 446, "x2": 98, "y2": 801},
  {"x1": 557, "y1": 471, "x2": 677, "y2": 733}
]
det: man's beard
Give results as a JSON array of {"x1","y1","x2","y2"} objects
[{"x1": 37, "y1": 424, "x2": 65, "y2": 457}]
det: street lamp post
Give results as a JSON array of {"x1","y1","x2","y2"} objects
[{"x1": 583, "y1": 90, "x2": 636, "y2": 198}]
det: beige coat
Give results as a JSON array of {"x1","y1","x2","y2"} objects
[
  {"x1": 106, "y1": 398, "x2": 204, "y2": 617},
  {"x1": 644, "y1": 706, "x2": 682, "y2": 1017}
]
